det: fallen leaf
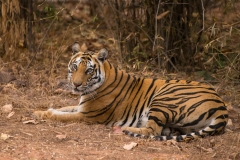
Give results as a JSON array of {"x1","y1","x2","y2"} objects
[
  {"x1": 1, "y1": 133, "x2": 13, "y2": 140},
  {"x1": 6, "y1": 111, "x2": 15, "y2": 119},
  {"x1": 201, "y1": 147, "x2": 213, "y2": 153},
  {"x1": 210, "y1": 139, "x2": 215, "y2": 144},
  {"x1": 56, "y1": 134, "x2": 67, "y2": 140},
  {"x1": 164, "y1": 139, "x2": 179, "y2": 146},
  {"x1": 156, "y1": 11, "x2": 170, "y2": 20},
  {"x1": 225, "y1": 128, "x2": 233, "y2": 133},
  {"x1": 227, "y1": 119, "x2": 233, "y2": 126},
  {"x1": 227, "y1": 104, "x2": 234, "y2": 111},
  {"x1": 211, "y1": 152, "x2": 217, "y2": 158},
  {"x1": 168, "y1": 139, "x2": 178, "y2": 146},
  {"x1": 1, "y1": 104, "x2": 13, "y2": 113},
  {"x1": 197, "y1": 145, "x2": 213, "y2": 153},
  {"x1": 22, "y1": 120, "x2": 39, "y2": 125},
  {"x1": 21, "y1": 132, "x2": 33, "y2": 136},
  {"x1": 123, "y1": 142, "x2": 138, "y2": 150}
]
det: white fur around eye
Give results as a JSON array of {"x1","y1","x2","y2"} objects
[{"x1": 72, "y1": 64, "x2": 78, "y2": 70}]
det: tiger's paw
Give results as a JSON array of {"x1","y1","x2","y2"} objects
[
  {"x1": 121, "y1": 126, "x2": 153, "y2": 138},
  {"x1": 122, "y1": 127, "x2": 149, "y2": 139},
  {"x1": 121, "y1": 126, "x2": 139, "y2": 136},
  {"x1": 121, "y1": 126, "x2": 140, "y2": 134},
  {"x1": 33, "y1": 109, "x2": 53, "y2": 120}
]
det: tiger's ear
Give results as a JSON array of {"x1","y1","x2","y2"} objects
[
  {"x1": 72, "y1": 42, "x2": 80, "y2": 55},
  {"x1": 97, "y1": 48, "x2": 108, "y2": 62}
]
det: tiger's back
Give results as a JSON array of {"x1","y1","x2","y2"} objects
[{"x1": 33, "y1": 43, "x2": 228, "y2": 142}]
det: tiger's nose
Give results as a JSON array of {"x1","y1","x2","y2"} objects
[{"x1": 73, "y1": 82, "x2": 82, "y2": 87}]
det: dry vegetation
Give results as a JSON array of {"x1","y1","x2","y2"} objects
[{"x1": 0, "y1": 1, "x2": 240, "y2": 159}]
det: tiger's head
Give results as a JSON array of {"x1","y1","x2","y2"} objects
[{"x1": 68, "y1": 42, "x2": 108, "y2": 95}]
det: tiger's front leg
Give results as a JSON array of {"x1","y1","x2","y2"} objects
[{"x1": 33, "y1": 105, "x2": 86, "y2": 122}]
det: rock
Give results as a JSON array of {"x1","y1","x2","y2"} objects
[
  {"x1": 1, "y1": 104, "x2": 13, "y2": 113},
  {"x1": 0, "y1": 71, "x2": 16, "y2": 84}
]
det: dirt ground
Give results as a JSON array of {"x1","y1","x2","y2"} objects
[
  {"x1": 0, "y1": 40, "x2": 240, "y2": 160},
  {"x1": 1, "y1": 3, "x2": 240, "y2": 159}
]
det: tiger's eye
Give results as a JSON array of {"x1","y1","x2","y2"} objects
[
  {"x1": 72, "y1": 64, "x2": 78, "y2": 70},
  {"x1": 86, "y1": 68, "x2": 93, "y2": 74}
]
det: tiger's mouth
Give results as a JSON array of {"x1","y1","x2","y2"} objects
[
  {"x1": 73, "y1": 86, "x2": 85, "y2": 93},
  {"x1": 73, "y1": 83, "x2": 91, "y2": 93},
  {"x1": 73, "y1": 87, "x2": 81, "y2": 93}
]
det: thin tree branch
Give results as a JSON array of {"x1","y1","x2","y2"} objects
[
  {"x1": 27, "y1": 8, "x2": 64, "y2": 68},
  {"x1": 197, "y1": 0, "x2": 205, "y2": 34},
  {"x1": 152, "y1": 0, "x2": 161, "y2": 51}
]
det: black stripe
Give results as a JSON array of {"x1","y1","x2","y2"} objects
[
  {"x1": 186, "y1": 80, "x2": 192, "y2": 84},
  {"x1": 176, "y1": 135, "x2": 184, "y2": 141},
  {"x1": 95, "y1": 67, "x2": 119, "y2": 97},
  {"x1": 107, "y1": 60, "x2": 112, "y2": 69},
  {"x1": 182, "y1": 112, "x2": 207, "y2": 127},
  {"x1": 216, "y1": 114, "x2": 228, "y2": 119},
  {"x1": 175, "y1": 113, "x2": 186, "y2": 124},
  {"x1": 146, "y1": 86, "x2": 157, "y2": 108},
  {"x1": 179, "y1": 105, "x2": 186, "y2": 114},
  {"x1": 149, "y1": 108, "x2": 169, "y2": 122},
  {"x1": 144, "y1": 79, "x2": 157, "y2": 99},
  {"x1": 176, "y1": 98, "x2": 190, "y2": 105},
  {"x1": 129, "y1": 93, "x2": 145, "y2": 126},
  {"x1": 104, "y1": 98, "x2": 124, "y2": 125},
  {"x1": 169, "y1": 109, "x2": 178, "y2": 122},
  {"x1": 157, "y1": 83, "x2": 172, "y2": 93},
  {"x1": 121, "y1": 104, "x2": 132, "y2": 126},
  {"x1": 138, "y1": 100, "x2": 147, "y2": 119},
  {"x1": 155, "y1": 136, "x2": 164, "y2": 141},
  {"x1": 158, "y1": 97, "x2": 182, "y2": 101},
  {"x1": 209, "y1": 121, "x2": 226, "y2": 130},
  {"x1": 187, "y1": 99, "x2": 224, "y2": 115},
  {"x1": 148, "y1": 116, "x2": 165, "y2": 126},
  {"x1": 159, "y1": 85, "x2": 213, "y2": 97},
  {"x1": 176, "y1": 91, "x2": 219, "y2": 97},
  {"x1": 194, "y1": 131, "x2": 202, "y2": 137},
  {"x1": 207, "y1": 106, "x2": 227, "y2": 119}
]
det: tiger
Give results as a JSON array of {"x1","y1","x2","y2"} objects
[{"x1": 33, "y1": 42, "x2": 228, "y2": 142}]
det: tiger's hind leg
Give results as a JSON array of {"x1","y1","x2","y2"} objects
[{"x1": 122, "y1": 110, "x2": 167, "y2": 137}]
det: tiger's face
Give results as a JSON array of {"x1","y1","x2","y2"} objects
[{"x1": 68, "y1": 43, "x2": 108, "y2": 95}]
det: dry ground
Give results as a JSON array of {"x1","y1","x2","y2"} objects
[
  {"x1": 0, "y1": 45, "x2": 240, "y2": 159},
  {"x1": 1, "y1": 4, "x2": 240, "y2": 159}
]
